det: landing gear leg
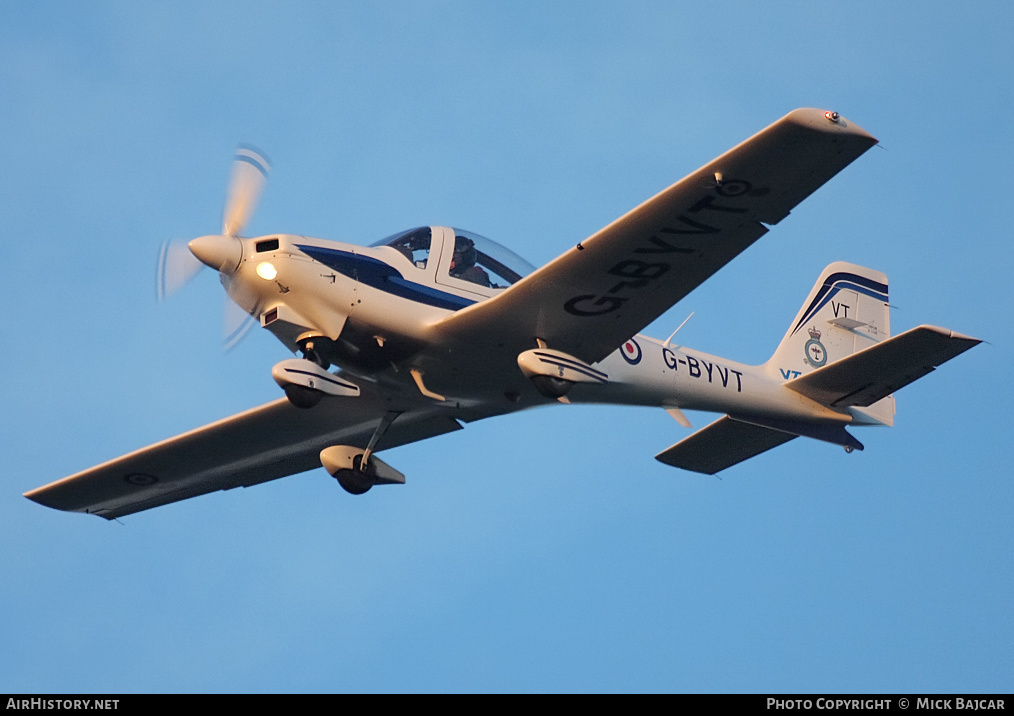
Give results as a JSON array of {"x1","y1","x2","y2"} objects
[
  {"x1": 283, "y1": 337, "x2": 329, "y2": 409},
  {"x1": 297, "y1": 336, "x2": 330, "y2": 370},
  {"x1": 360, "y1": 411, "x2": 400, "y2": 474}
]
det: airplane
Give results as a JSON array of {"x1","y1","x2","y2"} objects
[{"x1": 25, "y1": 108, "x2": 980, "y2": 520}]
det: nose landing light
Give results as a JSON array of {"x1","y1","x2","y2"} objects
[{"x1": 256, "y1": 262, "x2": 277, "y2": 280}]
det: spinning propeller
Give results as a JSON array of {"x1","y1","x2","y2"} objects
[{"x1": 156, "y1": 146, "x2": 271, "y2": 348}]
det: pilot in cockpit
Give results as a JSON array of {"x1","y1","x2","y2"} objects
[{"x1": 450, "y1": 235, "x2": 491, "y2": 287}]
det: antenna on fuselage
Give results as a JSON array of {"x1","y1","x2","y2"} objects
[{"x1": 663, "y1": 311, "x2": 695, "y2": 349}]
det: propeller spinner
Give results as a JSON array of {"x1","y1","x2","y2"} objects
[{"x1": 156, "y1": 146, "x2": 271, "y2": 346}]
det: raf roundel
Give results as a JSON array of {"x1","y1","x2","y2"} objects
[{"x1": 621, "y1": 338, "x2": 642, "y2": 365}]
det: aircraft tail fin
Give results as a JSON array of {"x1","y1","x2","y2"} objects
[
  {"x1": 656, "y1": 264, "x2": 980, "y2": 475},
  {"x1": 764, "y1": 262, "x2": 895, "y2": 424},
  {"x1": 765, "y1": 261, "x2": 892, "y2": 379},
  {"x1": 764, "y1": 263, "x2": 980, "y2": 426}
]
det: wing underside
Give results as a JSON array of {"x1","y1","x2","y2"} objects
[
  {"x1": 25, "y1": 393, "x2": 462, "y2": 519},
  {"x1": 433, "y1": 109, "x2": 878, "y2": 364}
]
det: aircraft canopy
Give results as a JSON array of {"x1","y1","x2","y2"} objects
[{"x1": 372, "y1": 226, "x2": 535, "y2": 288}]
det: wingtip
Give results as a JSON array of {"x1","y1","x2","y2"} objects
[
  {"x1": 915, "y1": 324, "x2": 982, "y2": 345},
  {"x1": 947, "y1": 329, "x2": 982, "y2": 345},
  {"x1": 785, "y1": 107, "x2": 878, "y2": 145},
  {"x1": 22, "y1": 487, "x2": 70, "y2": 513}
]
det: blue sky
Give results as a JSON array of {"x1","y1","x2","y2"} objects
[{"x1": 2, "y1": 1, "x2": 1011, "y2": 693}]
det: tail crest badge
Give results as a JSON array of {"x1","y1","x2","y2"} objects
[{"x1": 805, "y1": 327, "x2": 827, "y2": 367}]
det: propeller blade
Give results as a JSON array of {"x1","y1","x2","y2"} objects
[
  {"x1": 223, "y1": 297, "x2": 258, "y2": 352},
  {"x1": 222, "y1": 145, "x2": 270, "y2": 237},
  {"x1": 156, "y1": 239, "x2": 205, "y2": 301}
]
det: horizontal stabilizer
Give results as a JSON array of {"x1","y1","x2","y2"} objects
[
  {"x1": 786, "y1": 325, "x2": 980, "y2": 407},
  {"x1": 655, "y1": 416, "x2": 795, "y2": 474},
  {"x1": 730, "y1": 414, "x2": 863, "y2": 451}
]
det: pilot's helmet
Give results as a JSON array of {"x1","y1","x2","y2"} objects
[{"x1": 453, "y1": 236, "x2": 477, "y2": 269}]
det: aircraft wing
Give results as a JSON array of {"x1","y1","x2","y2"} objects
[
  {"x1": 25, "y1": 392, "x2": 462, "y2": 520},
  {"x1": 786, "y1": 325, "x2": 981, "y2": 407},
  {"x1": 433, "y1": 109, "x2": 878, "y2": 364}
]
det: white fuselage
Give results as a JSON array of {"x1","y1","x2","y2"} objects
[
  {"x1": 583, "y1": 336, "x2": 846, "y2": 423},
  {"x1": 222, "y1": 229, "x2": 854, "y2": 430}
]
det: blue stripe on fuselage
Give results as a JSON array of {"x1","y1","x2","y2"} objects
[{"x1": 295, "y1": 244, "x2": 477, "y2": 311}]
